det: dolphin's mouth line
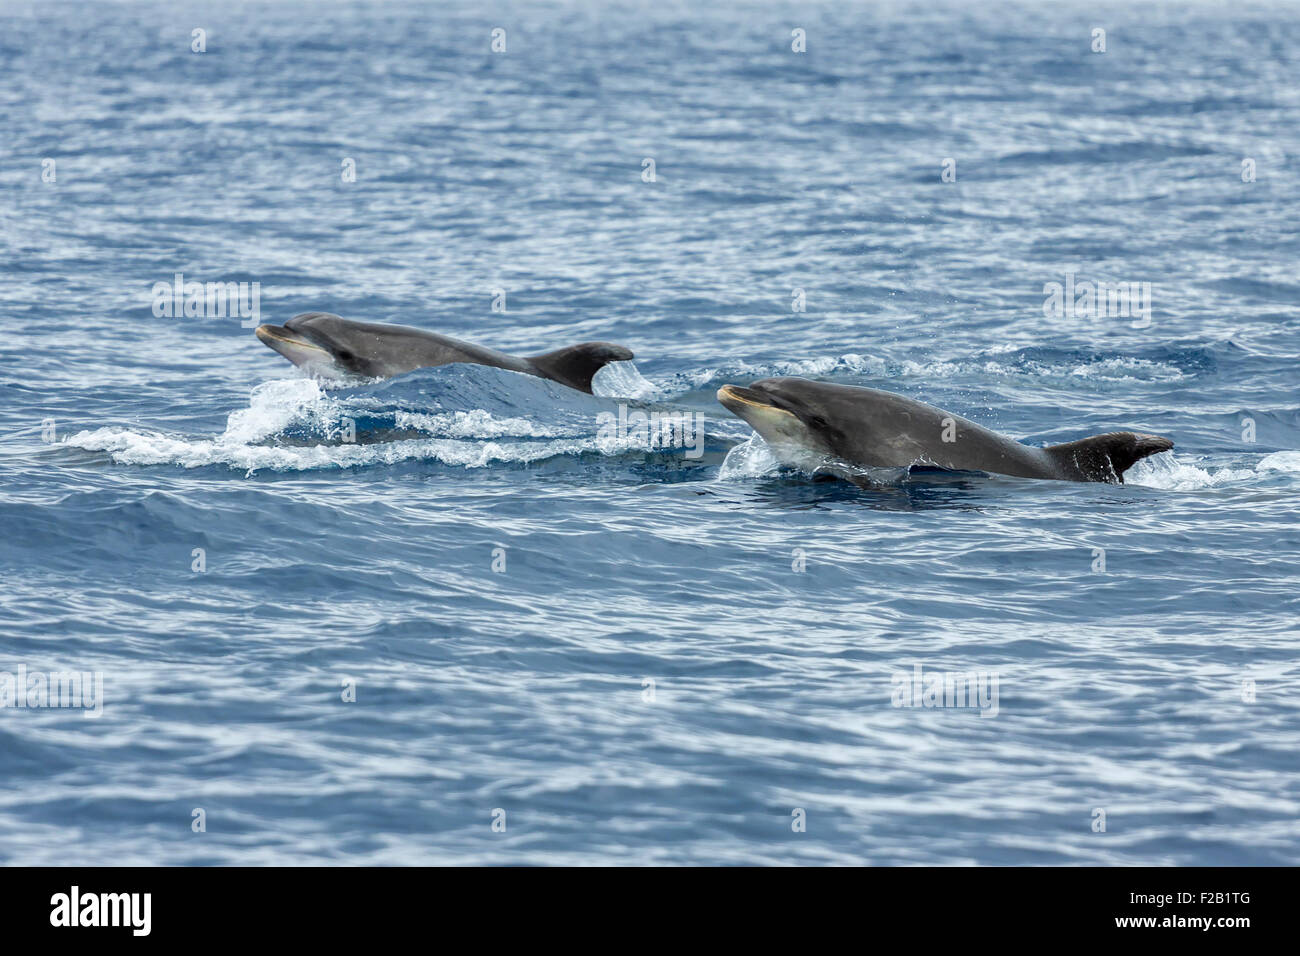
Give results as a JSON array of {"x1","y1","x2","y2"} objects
[
  {"x1": 717, "y1": 384, "x2": 780, "y2": 410},
  {"x1": 255, "y1": 324, "x2": 331, "y2": 355}
]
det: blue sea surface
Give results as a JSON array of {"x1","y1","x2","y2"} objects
[{"x1": 1, "y1": 0, "x2": 1298, "y2": 865}]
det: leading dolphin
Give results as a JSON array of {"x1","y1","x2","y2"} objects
[
  {"x1": 717, "y1": 377, "x2": 1173, "y2": 483},
  {"x1": 255, "y1": 312, "x2": 633, "y2": 393}
]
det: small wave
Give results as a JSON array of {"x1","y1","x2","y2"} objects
[
  {"x1": 997, "y1": 142, "x2": 1211, "y2": 167},
  {"x1": 972, "y1": 353, "x2": 1188, "y2": 383},
  {"x1": 1065, "y1": 357, "x2": 1187, "y2": 382},
  {"x1": 393, "y1": 409, "x2": 565, "y2": 439},
  {"x1": 65, "y1": 422, "x2": 714, "y2": 472},
  {"x1": 1257, "y1": 450, "x2": 1300, "y2": 474},
  {"x1": 672, "y1": 348, "x2": 1191, "y2": 396},
  {"x1": 1125, "y1": 453, "x2": 1262, "y2": 490},
  {"x1": 64, "y1": 428, "x2": 614, "y2": 471},
  {"x1": 63, "y1": 367, "x2": 724, "y2": 473},
  {"x1": 677, "y1": 354, "x2": 888, "y2": 392},
  {"x1": 915, "y1": 353, "x2": 1189, "y2": 385}
]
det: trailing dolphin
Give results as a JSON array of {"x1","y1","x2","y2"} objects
[
  {"x1": 717, "y1": 377, "x2": 1173, "y2": 483},
  {"x1": 255, "y1": 312, "x2": 633, "y2": 393}
]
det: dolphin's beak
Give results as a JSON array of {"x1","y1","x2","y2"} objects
[
  {"x1": 717, "y1": 383, "x2": 823, "y2": 461},
  {"x1": 255, "y1": 323, "x2": 332, "y2": 368}
]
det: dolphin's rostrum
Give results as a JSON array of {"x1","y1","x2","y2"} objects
[
  {"x1": 718, "y1": 377, "x2": 1173, "y2": 483},
  {"x1": 256, "y1": 312, "x2": 633, "y2": 394}
]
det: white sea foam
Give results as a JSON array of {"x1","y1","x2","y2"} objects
[
  {"x1": 64, "y1": 426, "x2": 612, "y2": 472},
  {"x1": 394, "y1": 409, "x2": 563, "y2": 439},
  {"x1": 975, "y1": 356, "x2": 1183, "y2": 382},
  {"x1": 1257, "y1": 450, "x2": 1300, "y2": 474},
  {"x1": 679, "y1": 353, "x2": 1183, "y2": 394},
  {"x1": 681, "y1": 354, "x2": 888, "y2": 391},
  {"x1": 224, "y1": 378, "x2": 341, "y2": 443},
  {"x1": 63, "y1": 375, "x2": 706, "y2": 472},
  {"x1": 1124, "y1": 452, "x2": 1259, "y2": 490},
  {"x1": 1065, "y1": 356, "x2": 1185, "y2": 382}
]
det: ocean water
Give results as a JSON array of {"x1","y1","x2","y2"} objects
[{"x1": 2, "y1": 0, "x2": 1298, "y2": 866}]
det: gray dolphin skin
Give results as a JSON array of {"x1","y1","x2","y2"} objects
[
  {"x1": 717, "y1": 377, "x2": 1174, "y2": 483},
  {"x1": 255, "y1": 312, "x2": 633, "y2": 393}
]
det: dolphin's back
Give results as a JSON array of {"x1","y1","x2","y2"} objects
[
  {"x1": 815, "y1": 386, "x2": 1059, "y2": 478},
  {"x1": 805, "y1": 383, "x2": 1171, "y2": 482},
  {"x1": 286, "y1": 313, "x2": 534, "y2": 378}
]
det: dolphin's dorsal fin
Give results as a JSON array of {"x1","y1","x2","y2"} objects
[
  {"x1": 526, "y1": 342, "x2": 634, "y2": 394},
  {"x1": 1043, "y1": 432, "x2": 1174, "y2": 483}
]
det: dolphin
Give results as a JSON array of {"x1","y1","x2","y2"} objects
[
  {"x1": 255, "y1": 312, "x2": 633, "y2": 393},
  {"x1": 717, "y1": 377, "x2": 1174, "y2": 483}
]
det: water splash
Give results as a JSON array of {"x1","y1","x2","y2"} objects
[
  {"x1": 62, "y1": 366, "x2": 733, "y2": 473},
  {"x1": 1125, "y1": 452, "x2": 1262, "y2": 490},
  {"x1": 591, "y1": 360, "x2": 662, "y2": 400},
  {"x1": 717, "y1": 434, "x2": 781, "y2": 480}
]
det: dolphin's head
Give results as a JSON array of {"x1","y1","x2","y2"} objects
[
  {"x1": 255, "y1": 313, "x2": 384, "y2": 378},
  {"x1": 716, "y1": 377, "x2": 846, "y2": 463}
]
